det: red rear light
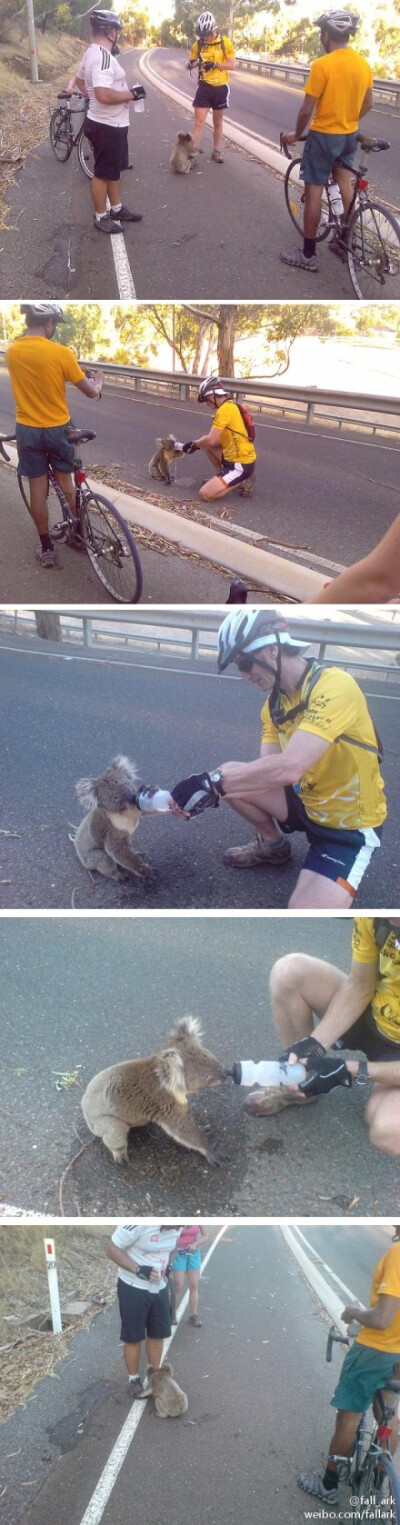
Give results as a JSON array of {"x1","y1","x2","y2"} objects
[
  {"x1": 75, "y1": 470, "x2": 85, "y2": 483},
  {"x1": 358, "y1": 177, "x2": 368, "y2": 190},
  {"x1": 377, "y1": 1425, "x2": 392, "y2": 1439}
]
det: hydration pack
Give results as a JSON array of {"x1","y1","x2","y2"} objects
[
  {"x1": 373, "y1": 918, "x2": 395, "y2": 952},
  {"x1": 272, "y1": 660, "x2": 383, "y2": 762},
  {"x1": 236, "y1": 402, "x2": 256, "y2": 442}
]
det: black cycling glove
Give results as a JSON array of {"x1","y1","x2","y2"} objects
[
  {"x1": 279, "y1": 1036, "x2": 326, "y2": 1064},
  {"x1": 171, "y1": 771, "x2": 221, "y2": 816},
  {"x1": 299, "y1": 1058, "x2": 352, "y2": 1098},
  {"x1": 182, "y1": 441, "x2": 200, "y2": 454},
  {"x1": 136, "y1": 1264, "x2": 155, "y2": 1280}
]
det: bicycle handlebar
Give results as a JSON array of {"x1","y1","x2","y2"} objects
[
  {"x1": 326, "y1": 1325, "x2": 350, "y2": 1363},
  {"x1": 0, "y1": 434, "x2": 15, "y2": 461},
  {"x1": 57, "y1": 90, "x2": 89, "y2": 102}
]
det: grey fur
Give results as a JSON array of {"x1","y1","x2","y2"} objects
[
  {"x1": 73, "y1": 755, "x2": 151, "y2": 881},
  {"x1": 148, "y1": 435, "x2": 180, "y2": 485},
  {"x1": 170, "y1": 132, "x2": 197, "y2": 174},
  {"x1": 81, "y1": 1014, "x2": 228, "y2": 1166},
  {"x1": 137, "y1": 1362, "x2": 188, "y2": 1417}
]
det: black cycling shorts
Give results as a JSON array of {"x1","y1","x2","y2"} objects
[
  {"x1": 84, "y1": 119, "x2": 128, "y2": 181},
  {"x1": 335, "y1": 1005, "x2": 400, "y2": 1063},
  {"x1": 278, "y1": 785, "x2": 383, "y2": 896},
  {"x1": 193, "y1": 81, "x2": 229, "y2": 111},
  {"x1": 117, "y1": 1280, "x2": 171, "y2": 1343}
]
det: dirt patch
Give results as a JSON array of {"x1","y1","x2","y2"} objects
[
  {"x1": 0, "y1": 1226, "x2": 116, "y2": 1424},
  {"x1": 0, "y1": 28, "x2": 83, "y2": 228}
]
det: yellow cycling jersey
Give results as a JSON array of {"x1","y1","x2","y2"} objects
[
  {"x1": 213, "y1": 400, "x2": 256, "y2": 464},
  {"x1": 6, "y1": 336, "x2": 85, "y2": 428},
  {"x1": 260, "y1": 662, "x2": 387, "y2": 832},
  {"x1": 306, "y1": 46, "x2": 373, "y2": 134},
  {"x1": 356, "y1": 1244, "x2": 400, "y2": 1354},
  {"x1": 352, "y1": 918, "x2": 400, "y2": 1045},
  {"x1": 189, "y1": 34, "x2": 235, "y2": 86}
]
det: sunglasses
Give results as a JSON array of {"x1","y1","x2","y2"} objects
[{"x1": 235, "y1": 654, "x2": 256, "y2": 672}]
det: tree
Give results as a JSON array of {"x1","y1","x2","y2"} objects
[{"x1": 34, "y1": 613, "x2": 62, "y2": 641}]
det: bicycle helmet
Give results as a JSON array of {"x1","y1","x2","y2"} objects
[
  {"x1": 89, "y1": 9, "x2": 122, "y2": 32},
  {"x1": 315, "y1": 11, "x2": 359, "y2": 39},
  {"x1": 217, "y1": 610, "x2": 312, "y2": 725},
  {"x1": 197, "y1": 375, "x2": 230, "y2": 403},
  {"x1": 196, "y1": 11, "x2": 217, "y2": 38},
  {"x1": 20, "y1": 302, "x2": 66, "y2": 324}
]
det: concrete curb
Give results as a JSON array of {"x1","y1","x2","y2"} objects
[
  {"x1": 1, "y1": 448, "x2": 326, "y2": 599},
  {"x1": 139, "y1": 50, "x2": 285, "y2": 175},
  {"x1": 281, "y1": 1226, "x2": 351, "y2": 1334}
]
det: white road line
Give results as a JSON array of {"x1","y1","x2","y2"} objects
[
  {"x1": 292, "y1": 1226, "x2": 358, "y2": 1303},
  {"x1": 110, "y1": 232, "x2": 136, "y2": 298},
  {"x1": 1, "y1": 642, "x2": 398, "y2": 698},
  {"x1": 281, "y1": 1224, "x2": 355, "y2": 1333},
  {"x1": 77, "y1": 1225, "x2": 228, "y2": 1525}
]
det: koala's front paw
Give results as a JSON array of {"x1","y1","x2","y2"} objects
[{"x1": 206, "y1": 1147, "x2": 221, "y2": 1168}]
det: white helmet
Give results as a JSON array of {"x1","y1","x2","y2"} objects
[
  {"x1": 20, "y1": 302, "x2": 66, "y2": 324},
  {"x1": 197, "y1": 375, "x2": 229, "y2": 403},
  {"x1": 217, "y1": 610, "x2": 310, "y2": 674},
  {"x1": 196, "y1": 11, "x2": 217, "y2": 37},
  {"x1": 315, "y1": 11, "x2": 359, "y2": 38}
]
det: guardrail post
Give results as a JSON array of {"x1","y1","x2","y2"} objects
[
  {"x1": 191, "y1": 628, "x2": 200, "y2": 660},
  {"x1": 306, "y1": 400, "x2": 315, "y2": 425}
]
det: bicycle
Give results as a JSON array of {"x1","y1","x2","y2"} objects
[
  {"x1": 49, "y1": 91, "x2": 94, "y2": 179},
  {"x1": 326, "y1": 1324, "x2": 400, "y2": 1520},
  {"x1": 280, "y1": 132, "x2": 400, "y2": 299},
  {"x1": 0, "y1": 428, "x2": 143, "y2": 604}
]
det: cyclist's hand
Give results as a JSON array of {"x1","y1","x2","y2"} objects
[
  {"x1": 170, "y1": 772, "x2": 221, "y2": 816},
  {"x1": 281, "y1": 130, "x2": 297, "y2": 145},
  {"x1": 342, "y1": 1303, "x2": 364, "y2": 1324},
  {"x1": 182, "y1": 441, "x2": 200, "y2": 454},
  {"x1": 279, "y1": 1036, "x2": 326, "y2": 1065},
  {"x1": 299, "y1": 1058, "x2": 352, "y2": 1097}
]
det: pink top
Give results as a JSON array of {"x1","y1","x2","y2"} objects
[{"x1": 178, "y1": 1226, "x2": 200, "y2": 1250}]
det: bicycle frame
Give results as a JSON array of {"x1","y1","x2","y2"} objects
[
  {"x1": 55, "y1": 92, "x2": 89, "y2": 151},
  {"x1": 326, "y1": 1327, "x2": 400, "y2": 1497}
]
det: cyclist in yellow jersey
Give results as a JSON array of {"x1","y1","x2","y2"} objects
[
  {"x1": 206, "y1": 610, "x2": 386, "y2": 909},
  {"x1": 280, "y1": 10, "x2": 373, "y2": 273},
  {"x1": 244, "y1": 918, "x2": 400, "y2": 1155},
  {"x1": 6, "y1": 303, "x2": 103, "y2": 568},
  {"x1": 298, "y1": 1231, "x2": 400, "y2": 1507},
  {"x1": 181, "y1": 376, "x2": 256, "y2": 502},
  {"x1": 188, "y1": 11, "x2": 236, "y2": 164}
]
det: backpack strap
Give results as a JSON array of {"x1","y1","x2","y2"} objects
[
  {"x1": 373, "y1": 918, "x2": 394, "y2": 952},
  {"x1": 275, "y1": 663, "x2": 383, "y2": 761}
]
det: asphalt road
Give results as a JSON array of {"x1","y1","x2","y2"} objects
[
  {"x1": 154, "y1": 48, "x2": 400, "y2": 208},
  {"x1": 1, "y1": 371, "x2": 399, "y2": 584},
  {"x1": 0, "y1": 1225, "x2": 396, "y2": 1525},
  {"x1": 0, "y1": 49, "x2": 354, "y2": 300},
  {"x1": 2, "y1": 918, "x2": 400, "y2": 1216},
  {"x1": 1, "y1": 637, "x2": 398, "y2": 911}
]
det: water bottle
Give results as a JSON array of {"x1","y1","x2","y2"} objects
[
  {"x1": 137, "y1": 787, "x2": 172, "y2": 813},
  {"x1": 327, "y1": 182, "x2": 344, "y2": 217},
  {"x1": 232, "y1": 1059, "x2": 306, "y2": 1088}
]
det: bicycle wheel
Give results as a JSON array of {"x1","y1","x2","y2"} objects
[
  {"x1": 49, "y1": 107, "x2": 73, "y2": 162},
  {"x1": 374, "y1": 1454, "x2": 400, "y2": 1522},
  {"x1": 347, "y1": 201, "x2": 400, "y2": 298},
  {"x1": 17, "y1": 474, "x2": 70, "y2": 541},
  {"x1": 80, "y1": 491, "x2": 143, "y2": 603},
  {"x1": 351, "y1": 1453, "x2": 400, "y2": 1521},
  {"x1": 78, "y1": 128, "x2": 94, "y2": 179},
  {"x1": 284, "y1": 158, "x2": 331, "y2": 242}
]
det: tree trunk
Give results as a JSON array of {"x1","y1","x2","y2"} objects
[
  {"x1": 34, "y1": 613, "x2": 62, "y2": 641},
  {"x1": 217, "y1": 305, "x2": 237, "y2": 376}
]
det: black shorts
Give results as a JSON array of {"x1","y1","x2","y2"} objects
[
  {"x1": 335, "y1": 1006, "x2": 400, "y2": 1063},
  {"x1": 117, "y1": 1280, "x2": 171, "y2": 1343},
  {"x1": 84, "y1": 119, "x2": 128, "y2": 181},
  {"x1": 193, "y1": 81, "x2": 229, "y2": 111},
  {"x1": 278, "y1": 785, "x2": 383, "y2": 896},
  {"x1": 219, "y1": 457, "x2": 255, "y2": 486}
]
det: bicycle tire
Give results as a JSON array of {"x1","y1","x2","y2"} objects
[
  {"x1": 78, "y1": 128, "x2": 94, "y2": 179},
  {"x1": 17, "y1": 474, "x2": 70, "y2": 541},
  {"x1": 49, "y1": 107, "x2": 73, "y2": 162},
  {"x1": 284, "y1": 158, "x2": 331, "y2": 243},
  {"x1": 351, "y1": 1451, "x2": 400, "y2": 1522},
  {"x1": 347, "y1": 200, "x2": 400, "y2": 299},
  {"x1": 375, "y1": 1453, "x2": 400, "y2": 1521},
  {"x1": 80, "y1": 490, "x2": 143, "y2": 603}
]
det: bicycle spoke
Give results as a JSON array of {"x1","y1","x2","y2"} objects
[
  {"x1": 81, "y1": 491, "x2": 142, "y2": 603},
  {"x1": 49, "y1": 108, "x2": 72, "y2": 162},
  {"x1": 347, "y1": 202, "x2": 400, "y2": 298}
]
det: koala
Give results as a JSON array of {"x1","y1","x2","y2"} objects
[
  {"x1": 138, "y1": 1363, "x2": 188, "y2": 1418},
  {"x1": 72, "y1": 754, "x2": 151, "y2": 882},
  {"x1": 170, "y1": 132, "x2": 197, "y2": 174},
  {"x1": 148, "y1": 435, "x2": 181, "y2": 485},
  {"x1": 81, "y1": 1014, "x2": 229, "y2": 1167}
]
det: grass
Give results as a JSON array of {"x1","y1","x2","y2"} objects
[{"x1": 0, "y1": 26, "x2": 83, "y2": 226}]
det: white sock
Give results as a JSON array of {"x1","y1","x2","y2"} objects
[
  {"x1": 111, "y1": 202, "x2": 122, "y2": 213},
  {"x1": 95, "y1": 211, "x2": 108, "y2": 221},
  {"x1": 128, "y1": 1374, "x2": 140, "y2": 1383}
]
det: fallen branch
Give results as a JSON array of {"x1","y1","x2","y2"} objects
[{"x1": 59, "y1": 1139, "x2": 93, "y2": 1216}]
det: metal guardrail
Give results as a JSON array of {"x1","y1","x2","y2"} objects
[
  {"x1": 236, "y1": 55, "x2": 400, "y2": 108},
  {"x1": 2, "y1": 611, "x2": 398, "y2": 675},
  {"x1": 77, "y1": 362, "x2": 400, "y2": 439}
]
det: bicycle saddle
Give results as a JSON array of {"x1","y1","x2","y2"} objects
[
  {"x1": 66, "y1": 428, "x2": 96, "y2": 445},
  {"x1": 384, "y1": 1379, "x2": 400, "y2": 1392},
  {"x1": 358, "y1": 135, "x2": 390, "y2": 152}
]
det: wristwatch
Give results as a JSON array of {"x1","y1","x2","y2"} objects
[
  {"x1": 355, "y1": 1057, "x2": 370, "y2": 1086},
  {"x1": 210, "y1": 770, "x2": 225, "y2": 797}
]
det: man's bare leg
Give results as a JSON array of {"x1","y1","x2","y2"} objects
[
  {"x1": 365, "y1": 1086, "x2": 400, "y2": 1156},
  {"x1": 304, "y1": 182, "x2": 324, "y2": 237},
  {"x1": 224, "y1": 785, "x2": 288, "y2": 843},
  {"x1": 270, "y1": 951, "x2": 346, "y2": 1048},
  {"x1": 53, "y1": 470, "x2": 76, "y2": 517},
  {"x1": 288, "y1": 867, "x2": 355, "y2": 909},
  {"x1": 28, "y1": 475, "x2": 51, "y2": 536}
]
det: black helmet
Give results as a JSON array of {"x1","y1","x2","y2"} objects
[
  {"x1": 20, "y1": 302, "x2": 66, "y2": 325},
  {"x1": 89, "y1": 9, "x2": 121, "y2": 32},
  {"x1": 315, "y1": 10, "x2": 359, "y2": 39}
]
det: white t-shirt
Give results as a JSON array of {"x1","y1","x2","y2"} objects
[
  {"x1": 79, "y1": 42, "x2": 130, "y2": 126},
  {"x1": 111, "y1": 1224, "x2": 180, "y2": 1290}
]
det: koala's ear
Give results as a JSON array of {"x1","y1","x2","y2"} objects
[
  {"x1": 155, "y1": 1048, "x2": 186, "y2": 1095},
  {"x1": 76, "y1": 776, "x2": 97, "y2": 811}
]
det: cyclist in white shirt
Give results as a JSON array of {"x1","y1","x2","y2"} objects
[
  {"x1": 106, "y1": 1223, "x2": 181, "y2": 1394},
  {"x1": 74, "y1": 10, "x2": 142, "y2": 234}
]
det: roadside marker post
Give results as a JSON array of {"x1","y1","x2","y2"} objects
[{"x1": 44, "y1": 1238, "x2": 63, "y2": 1335}]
